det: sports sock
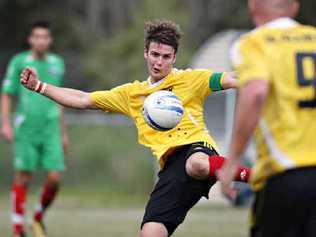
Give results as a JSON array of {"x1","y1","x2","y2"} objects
[
  {"x1": 34, "y1": 183, "x2": 59, "y2": 222},
  {"x1": 208, "y1": 155, "x2": 251, "y2": 182},
  {"x1": 12, "y1": 183, "x2": 27, "y2": 235}
]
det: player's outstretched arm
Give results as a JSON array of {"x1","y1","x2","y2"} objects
[
  {"x1": 20, "y1": 67, "x2": 97, "y2": 110},
  {"x1": 1, "y1": 93, "x2": 14, "y2": 143},
  {"x1": 221, "y1": 72, "x2": 238, "y2": 89}
]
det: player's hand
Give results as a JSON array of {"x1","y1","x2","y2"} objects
[
  {"x1": 221, "y1": 72, "x2": 239, "y2": 89},
  {"x1": 217, "y1": 158, "x2": 239, "y2": 200},
  {"x1": 20, "y1": 67, "x2": 40, "y2": 91},
  {"x1": 62, "y1": 132, "x2": 69, "y2": 154},
  {"x1": 1, "y1": 122, "x2": 13, "y2": 143}
]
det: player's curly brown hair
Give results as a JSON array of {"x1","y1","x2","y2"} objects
[{"x1": 144, "y1": 20, "x2": 182, "y2": 53}]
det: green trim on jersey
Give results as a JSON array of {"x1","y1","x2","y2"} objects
[{"x1": 209, "y1": 72, "x2": 224, "y2": 91}]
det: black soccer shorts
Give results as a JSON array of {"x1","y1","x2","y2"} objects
[
  {"x1": 250, "y1": 167, "x2": 316, "y2": 237},
  {"x1": 141, "y1": 142, "x2": 218, "y2": 236}
]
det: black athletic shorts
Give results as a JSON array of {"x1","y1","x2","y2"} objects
[
  {"x1": 141, "y1": 142, "x2": 218, "y2": 236},
  {"x1": 251, "y1": 167, "x2": 316, "y2": 237}
]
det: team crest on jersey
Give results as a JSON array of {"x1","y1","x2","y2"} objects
[
  {"x1": 161, "y1": 86, "x2": 173, "y2": 92},
  {"x1": 48, "y1": 66, "x2": 62, "y2": 77},
  {"x1": 265, "y1": 36, "x2": 276, "y2": 42}
]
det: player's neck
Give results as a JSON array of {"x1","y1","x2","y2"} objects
[
  {"x1": 31, "y1": 50, "x2": 48, "y2": 60},
  {"x1": 149, "y1": 70, "x2": 173, "y2": 84},
  {"x1": 255, "y1": 14, "x2": 292, "y2": 27}
]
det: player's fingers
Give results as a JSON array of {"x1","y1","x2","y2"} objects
[
  {"x1": 27, "y1": 67, "x2": 37, "y2": 78},
  {"x1": 20, "y1": 68, "x2": 31, "y2": 84},
  {"x1": 6, "y1": 133, "x2": 13, "y2": 143},
  {"x1": 63, "y1": 140, "x2": 69, "y2": 154},
  {"x1": 227, "y1": 188, "x2": 238, "y2": 200},
  {"x1": 222, "y1": 184, "x2": 237, "y2": 200},
  {"x1": 1, "y1": 129, "x2": 13, "y2": 143}
]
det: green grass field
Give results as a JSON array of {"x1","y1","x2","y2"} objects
[
  {"x1": 0, "y1": 124, "x2": 249, "y2": 236},
  {"x1": 0, "y1": 192, "x2": 248, "y2": 237}
]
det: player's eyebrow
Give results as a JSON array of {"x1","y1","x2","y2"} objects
[
  {"x1": 150, "y1": 50, "x2": 172, "y2": 57},
  {"x1": 163, "y1": 53, "x2": 172, "y2": 57}
]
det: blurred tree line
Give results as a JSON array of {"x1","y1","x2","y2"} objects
[{"x1": 0, "y1": 0, "x2": 315, "y2": 89}]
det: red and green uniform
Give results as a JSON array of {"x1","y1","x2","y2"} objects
[{"x1": 2, "y1": 51, "x2": 65, "y2": 171}]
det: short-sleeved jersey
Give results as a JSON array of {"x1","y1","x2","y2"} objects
[
  {"x1": 231, "y1": 18, "x2": 316, "y2": 191},
  {"x1": 90, "y1": 68, "x2": 226, "y2": 168},
  {"x1": 1, "y1": 51, "x2": 65, "y2": 135}
]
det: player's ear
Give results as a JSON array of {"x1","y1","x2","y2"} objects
[
  {"x1": 290, "y1": 0, "x2": 300, "y2": 18},
  {"x1": 28, "y1": 35, "x2": 32, "y2": 47},
  {"x1": 172, "y1": 53, "x2": 177, "y2": 64},
  {"x1": 49, "y1": 35, "x2": 54, "y2": 46},
  {"x1": 144, "y1": 47, "x2": 148, "y2": 59}
]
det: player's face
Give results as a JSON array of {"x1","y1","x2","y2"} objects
[
  {"x1": 28, "y1": 27, "x2": 52, "y2": 55},
  {"x1": 144, "y1": 42, "x2": 176, "y2": 82}
]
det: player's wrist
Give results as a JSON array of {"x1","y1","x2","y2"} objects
[{"x1": 34, "y1": 80, "x2": 47, "y2": 94}]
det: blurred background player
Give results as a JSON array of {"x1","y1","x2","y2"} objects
[
  {"x1": 19, "y1": 20, "x2": 251, "y2": 237},
  {"x1": 1, "y1": 21, "x2": 68, "y2": 237},
  {"x1": 218, "y1": 0, "x2": 316, "y2": 236}
]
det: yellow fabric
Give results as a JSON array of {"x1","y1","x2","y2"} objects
[
  {"x1": 90, "y1": 68, "x2": 225, "y2": 168},
  {"x1": 234, "y1": 23, "x2": 316, "y2": 191}
]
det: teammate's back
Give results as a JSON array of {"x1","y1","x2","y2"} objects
[
  {"x1": 234, "y1": 19, "x2": 316, "y2": 190},
  {"x1": 220, "y1": 1, "x2": 316, "y2": 236}
]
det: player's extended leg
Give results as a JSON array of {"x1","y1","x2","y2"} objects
[
  {"x1": 141, "y1": 144, "x2": 218, "y2": 237},
  {"x1": 140, "y1": 222, "x2": 168, "y2": 237},
  {"x1": 12, "y1": 171, "x2": 33, "y2": 237},
  {"x1": 32, "y1": 171, "x2": 62, "y2": 237},
  {"x1": 185, "y1": 152, "x2": 251, "y2": 182}
]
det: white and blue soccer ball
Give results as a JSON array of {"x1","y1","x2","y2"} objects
[{"x1": 143, "y1": 90, "x2": 184, "y2": 131}]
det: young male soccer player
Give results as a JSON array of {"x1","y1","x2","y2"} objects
[
  {"x1": 20, "y1": 20, "x2": 250, "y2": 237},
  {"x1": 218, "y1": 0, "x2": 316, "y2": 236},
  {"x1": 1, "y1": 21, "x2": 68, "y2": 237}
]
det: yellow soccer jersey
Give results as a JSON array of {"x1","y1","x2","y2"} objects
[
  {"x1": 232, "y1": 18, "x2": 316, "y2": 191},
  {"x1": 90, "y1": 68, "x2": 226, "y2": 168}
]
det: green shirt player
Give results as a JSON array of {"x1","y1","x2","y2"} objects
[{"x1": 1, "y1": 21, "x2": 68, "y2": 237}]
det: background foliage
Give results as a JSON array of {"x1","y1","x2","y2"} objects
[{"x1": 1, "y1": 0, "x2": 315, "y2": 89}]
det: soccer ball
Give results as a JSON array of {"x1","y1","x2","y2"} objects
[{"x1": 143, "y1": 90, "x2": 184, "y2": 131}]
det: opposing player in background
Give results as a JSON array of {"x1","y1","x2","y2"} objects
[
  {"x1": 20, "y1": 20, "x2": 250, "y2": 237},
  {"x1": 219, "y1": 0, "x2": 316, "y2": 236},
  {"x1": 1, "y1": 21, "x2": 68, "y2": 237}
]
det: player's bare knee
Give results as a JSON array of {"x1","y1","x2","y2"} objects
[
  {"x1": 47, "y1": 172, "x2": 63, "y2": 186},
  {"x1": 15, "y1": 171, "x2": 33, "y2": 187},
  {"x1": 185, "y1": 153, "x2": 209, "y2": 179},
  {"x1": 140, "y1": 222, "x2": 168, "y2": 237}
]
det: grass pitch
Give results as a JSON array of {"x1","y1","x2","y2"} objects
[
  {"x1": 0, "y1": 124, "x2": 248, "y2": 236},
  {"x1": 0, "y1": 192, "x2": 248, "y2": 237}
]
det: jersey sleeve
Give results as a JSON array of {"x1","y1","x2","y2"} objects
[
  {"x1": 231, "y1": 36, "x2": 270, "y2": 87},
  {"x1": 1, "y1": 56, "x2": 21, "y2": 95},
  {"x1": 186, "y1": 69, "x2": 226, "y2": 99},
  {"x1": 89, "y1": 83, "x2": 131, "y2": 116}
]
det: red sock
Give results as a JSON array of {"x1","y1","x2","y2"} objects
[
  {"x1": 208, "y1": 155, "x2": 251, "y2": 182},
  {"x1": 34, "y1": 183, "x2": 59, "y2": 222},
  {"x1": 12, "y1": 183, "x2": 27, "y2": 234}
]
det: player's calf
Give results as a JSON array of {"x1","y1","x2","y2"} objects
[
  {"x1": 12, "y1": 172, "x2": 32, "y2": 236},
  {"x1": 33, "y1": 182, "x2": 59, "y2": 222},
  {"x1": 32, "y1": 172, "x2": 61, "y2": 237}
]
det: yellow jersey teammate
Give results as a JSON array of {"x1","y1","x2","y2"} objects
[
  {"x1": 20, "y1": 20, "x2": 251, "y2": 237},
  {"x1": 219, "y1": 0, "x2": 316, "y2": 237}
]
